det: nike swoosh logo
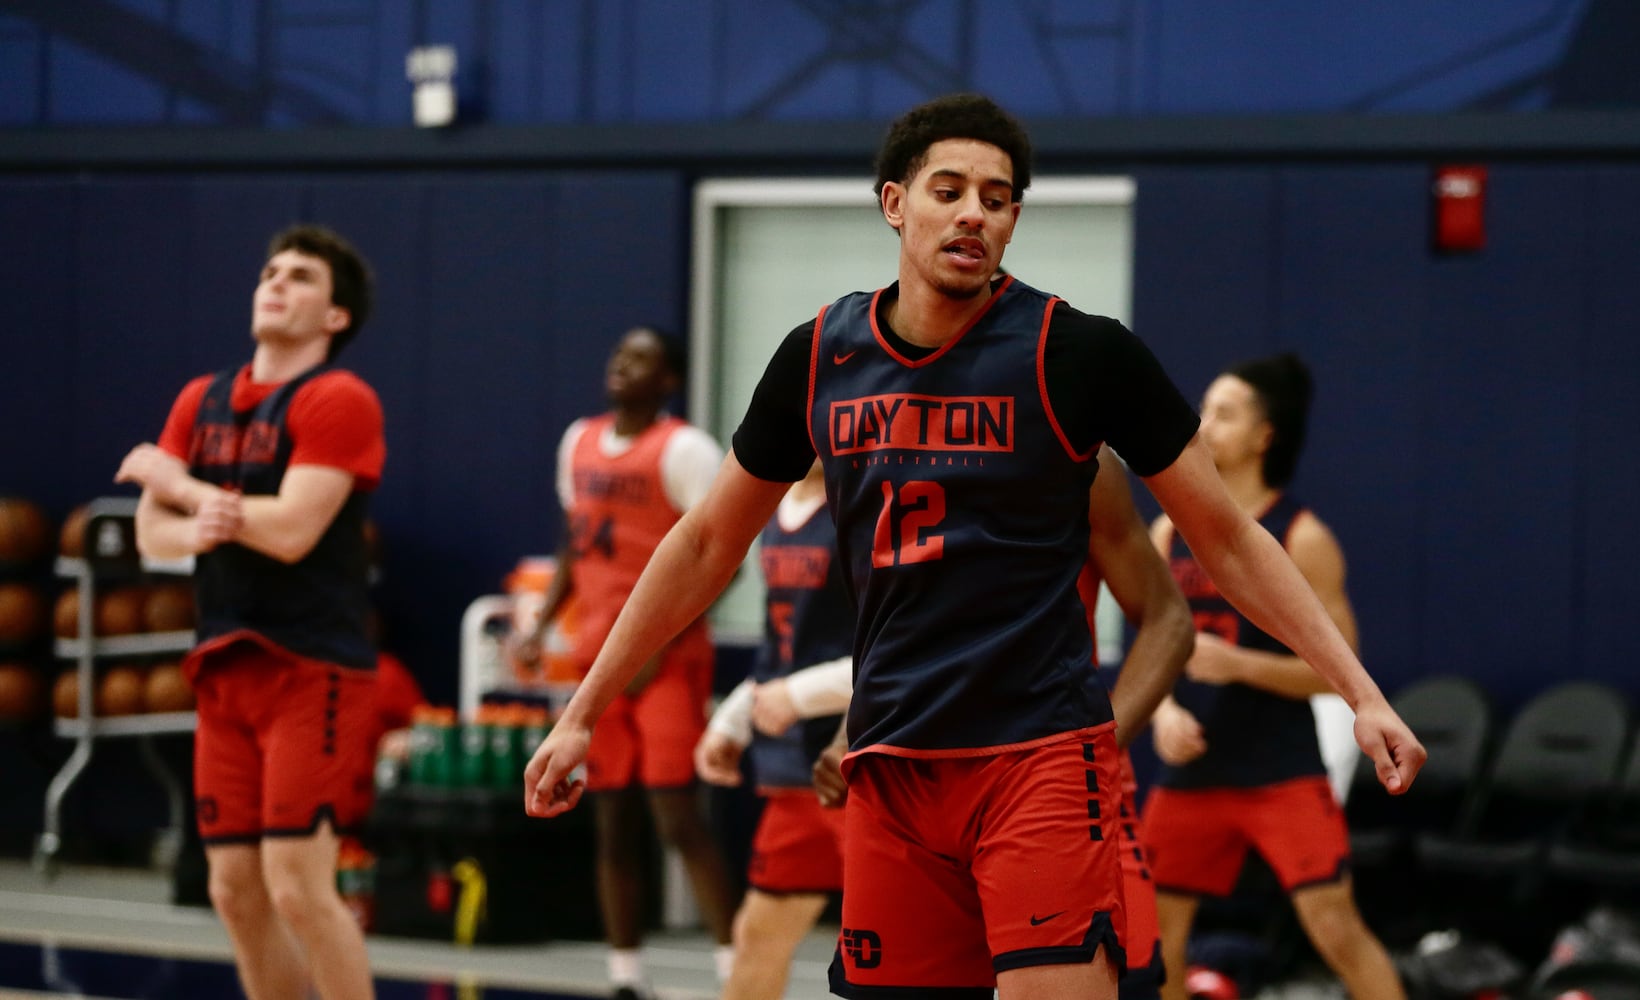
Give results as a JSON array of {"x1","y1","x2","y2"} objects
[
  {"x1": 833, "y1": 350, "x2": 857, "y2": 365},
  {"x1": 1029, "y1": 910, "x2": 1066, "y2": 926}
]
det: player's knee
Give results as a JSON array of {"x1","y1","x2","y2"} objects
[
  {"x1": 1298, "y1": 894, "x2": 1367, "y2": 962},
  {"x1": 260, "y1": 862, "x2": 333, "y2": 932},
  {"x1": 207, "y1": 864, "x2": 269, "y2": 927}
]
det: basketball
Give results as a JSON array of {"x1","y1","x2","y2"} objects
[
  {"x1": 0, "y1": 497, "x2": 52, "y2": 567},
  {"x1": 53, "y1": 588, "x2": 81, "y2": 639},
  {"x1": 97, "y1": 663, "x2": 146, "y2": 716},
  {"x1": 143, "y1": 661, "x2": 193, "y2": 713},
  {"x1": 0, "y1": 662, "x2": 42, "y2": 721},
  {"x1": 58, "y1": 503, "x2": 90, "y2": 559},
  {"x1": 141, "y1": 581, "x2": 194, "y2": 633},
  {"x1": 95, "y1": 587, "x2": 147, "y2": 636},
  {"x1": 52, "y1": 668, "x2": 80, "y2": 718},
  {"x1": 0, "y1": 582, "x2": 48, "y2": 645}
]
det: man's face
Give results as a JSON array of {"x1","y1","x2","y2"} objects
[
  {"x1": 1199, "y1": 375, "x2": 1271, "y2": 475},
  {"x1": 605, "y1": 328, "x2": 675, "y2": 406},
  {"x1": 881, "y1": 138, "x2": 1021, "y2": 300},
  {"x1": 251, "y1": 249, "x2": 347, "y2": 346}
]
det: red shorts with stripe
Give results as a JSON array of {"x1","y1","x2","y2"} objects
[
  {"x1": 747, "y1": 789, "x2": 845, "y2": 895},
  {"x1": 583, "y1": 630, "x2": 714, "y2": 792},
  {"x1": 190, "y1": 639, "x2": 376, "y2": 844},
  {"x1": 1141, "y1": 775, "x2": 1349, "y2": 897},
  {"x1": 829, "y1": 726, "x2": 1127, "y2": 997},
  {"x1": 1116, "y1": 749, "x2": 1164, "y2": 997}
]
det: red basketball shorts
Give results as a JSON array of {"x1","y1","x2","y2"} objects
[
  {"x1": 190, "y1": 640, "x2": 376, "y2": 844},
  {"x1": 830, "y1": 726, "x2": 1127, "y2": 997},
  {"x1": 747, "y1": 789, "x2": 845, "y2": 895},
  {"x1": 1142, "y1": 774, "x2": 1349, "y2": 897},
  {"x1": 583, "y1": 630, "x2": 713, "y2": 792}
]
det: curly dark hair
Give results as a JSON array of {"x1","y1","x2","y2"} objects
[
  {"x1": 266, "y1": 224, "x2": 374, "y2": 360},
  {"x1": 874, "y1": 93, "x2": 1033, "y2": 201},
  {"x1": 1225, "y1": 352, "x2": 1314, "y2": 488}
]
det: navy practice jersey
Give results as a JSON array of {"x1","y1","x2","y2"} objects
[
  {"x1": 736, "y1": 275, "x2": 1197, "y2": 755},
  {"x1": 190, "y1": 366, "x2": 374, "y2": 671},
  {"x1": 1159, "y1": 493, "x2": 1328, "y2": 789},
  {"x1": 749, "y1": 504, "x2": 854, "y2": 788}
]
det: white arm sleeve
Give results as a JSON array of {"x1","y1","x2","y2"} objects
[
  {"x1": 706, "y1": 679, "x2": 755, "y2": 746},
  {"x1": 555, "y1": 419, "x2": 588, "y2": 514},
  {"x1": 784, "y1": 656, "x2": 854, "y2": 718},
  {"x1": 660, "y1": 425, "x2": 725, "y2": 513}
]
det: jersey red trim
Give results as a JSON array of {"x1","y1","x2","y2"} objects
[
  {"x1": 841, "y1": 720, "x2": 1117, "y2": 764},
  {"x1": 869, "y1": 274, "x2": 1016, "y2": 368},
  {"x1": 805, "y1": 304, "x2": 828, "y2": 459},
  {"x1": 1037, "y1": 296, "x2": 1099, "y2": 463}
]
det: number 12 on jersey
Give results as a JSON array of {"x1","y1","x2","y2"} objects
[{"x1": 872, "y1": 480, "x2": 946, "y2": 567}]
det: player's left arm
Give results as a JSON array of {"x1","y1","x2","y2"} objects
[
  {"x1": 236, "y1": 374, "x2": 384, "y2": 564},
  {"x1": 235, "y1": 466, "x2": 356, "y2": 563},
  {"x1": 1185, "y1": 510, "x2": 1358, "y2": 699}
]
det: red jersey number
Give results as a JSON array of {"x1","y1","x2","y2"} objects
[
  {"x1": 769, "y1": 599, "x2": 796, "y2": 668},
  {"x1": 871, "y1": 480, "x2": 946, "y2": 568},
  {"x1": 1193, "y1": 609, "x2": 1240, "y2": 644},
  {"x1": 570, "y1": 513, "x2": 616, "y2": 560}
]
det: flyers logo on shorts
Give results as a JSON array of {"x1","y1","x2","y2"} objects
[
  {"x1": 841, "y1": 927, "x2": 882, "y2": 969},
  {"x1": 829, "y1": 394, "x2": 1013, "y2": 455}
]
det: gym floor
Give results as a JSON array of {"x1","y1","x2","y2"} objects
[{"x1": 0, "y1": 859, "x2": 1347, "y2": 1000}]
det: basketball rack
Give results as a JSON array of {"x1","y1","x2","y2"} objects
[{"x1": 35, "y1": 497, "x2": 195, "y2": 877}]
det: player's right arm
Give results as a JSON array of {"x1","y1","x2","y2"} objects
[
  {"x1": 510, "y1": 423, "x2": 583, "y2": 666},
  {"x1": 121, "y1": 377, "x2": 244, "y2": 560},
  {"x1": 525, "y1": 450, "x2": 791, "y2": 816}
]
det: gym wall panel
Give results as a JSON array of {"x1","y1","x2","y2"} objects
[
  {"x1": 181, "y1": 178, "x2": 309, "y2": 373},
  {"x1": 0, "y1": 181, "x2": 77, "y2": 511},
  {"x1": 1131, "y1": 168, "x2": 1283, "y2": 401},
  {"x1": 1416, "y1": 166, "x2": 1586, "y2": 709},
  {"x1": 404, "y1": 176, "x2": 562, "y2": 693},
  {"x1": 1577, "y1": 169, "x2": 1640, "y2": 675},
  {"x1": 69, "y1": 180, "x2": 198, "y2": 503},
  {"x1": 1273, "y1": 166, "x2": 1430, "y2": 695}
]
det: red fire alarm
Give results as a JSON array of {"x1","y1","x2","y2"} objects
[{"x1": 1432, "y1": 164, "x2": 1487, "y2": 253}]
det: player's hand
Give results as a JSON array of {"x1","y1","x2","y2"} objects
[
  {"x1": 114, "y1": 443, "x2": 188, "y2": 496},
  {"x1": 1183, "y1": 632, "x2": 1240, "y2": 685},
  {"x1": 694, "y1": 731, "x2": 744, "y2": 787},
  {"x1": 1352, "y1": 698, "x2": 1426, "y2": 796},
  {"x1": 751, "y1": 679, "x2": 800, "y2": 737},
  {"x1": 812, "y1": 741, "x2": 848, "y2": 808},
  {"x1": 1151, "y1": 698, "x2": 1207, "y2": 766},
  {"x1": 524, "y1": 722, "x2": 591, "y2": 817},
  {"x1": 189, "y1": 490, "x2": 243, "y2": 553},
  {"x1": 505, "y1": 630, "x2": 545, "y2": 671}
]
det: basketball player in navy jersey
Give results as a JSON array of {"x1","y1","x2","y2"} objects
[
  {"x1": 1144, "y1": 354, "x2": 1406, "y2": 1000},
  {"x1": 812, "y1": 442, "x2": 1194, "y2": 1000},
  {"x1": 695, "y1": 460, "x2": 855, "y2": 1000},
  {"x1": 526, "y1": 94, "x2": 1424, "y2": 1000}
]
